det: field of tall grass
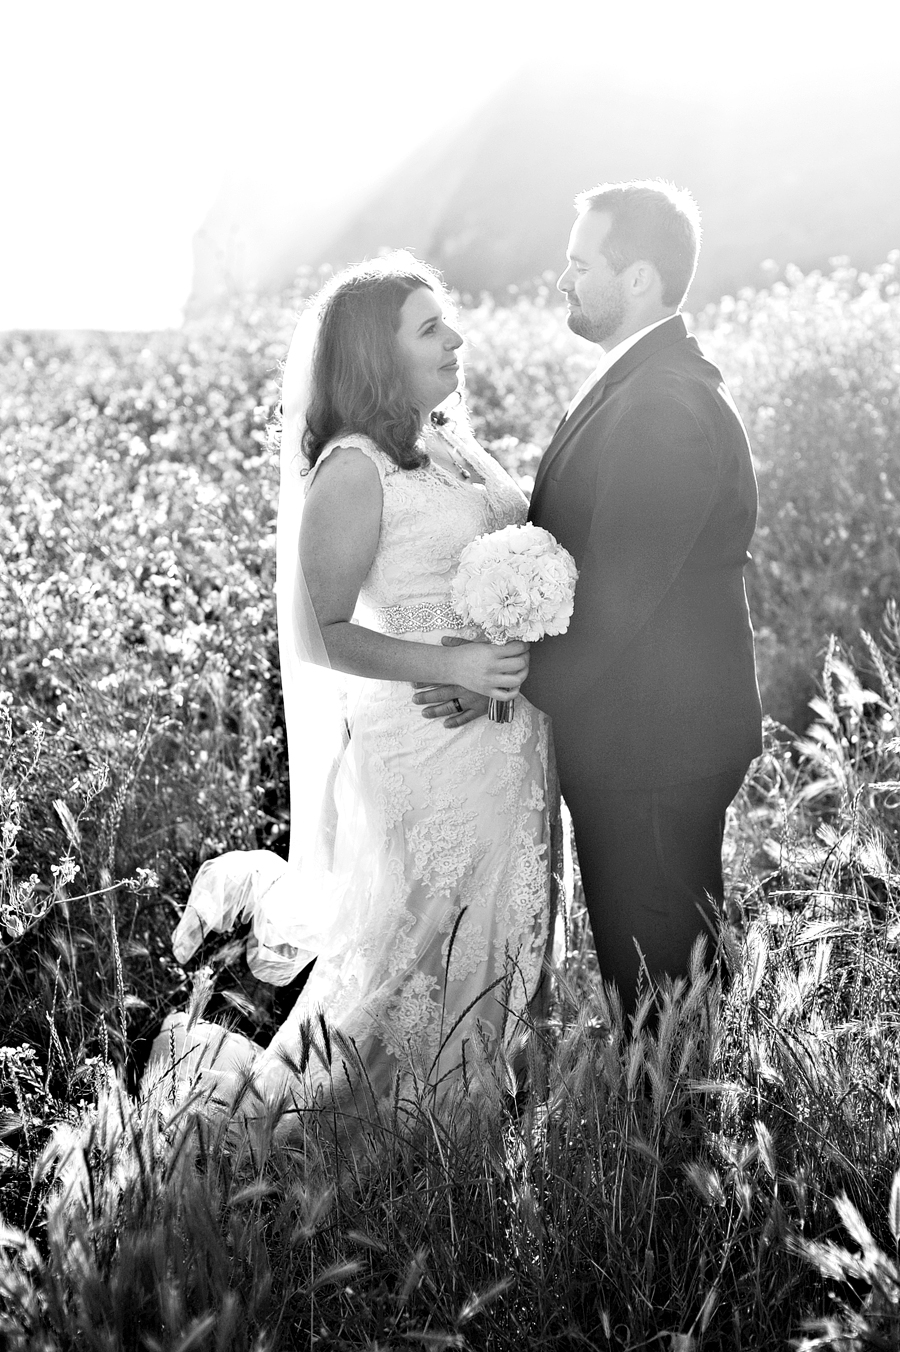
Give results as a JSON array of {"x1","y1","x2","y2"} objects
[{"x1": 2, "y1": 256, "x2": 900, "y2": 1349}]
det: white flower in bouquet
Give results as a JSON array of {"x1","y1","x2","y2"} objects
[{"x1": 450, "y1": 523, "x2": 578, "y2": 646}]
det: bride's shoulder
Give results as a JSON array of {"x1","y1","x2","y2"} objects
[{"x1": 312, "y1": 433, "x2": 393, "y2": 481}]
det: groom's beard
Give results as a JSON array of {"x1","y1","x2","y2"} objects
[{"x1": 566, "y1": 279, "x2": 627, "y2": 345}]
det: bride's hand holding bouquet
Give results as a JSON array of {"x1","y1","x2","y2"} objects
[
  {"x1": 450, "y1": 523, "x2": 578, "y2": 722},
  {"x1": 444, "y1": 633, "x2": 531, "y2": 702}
]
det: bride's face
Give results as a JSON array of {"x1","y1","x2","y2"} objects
[{"x1": 396, "y1": 286, "x2": 464, "y2": 418}]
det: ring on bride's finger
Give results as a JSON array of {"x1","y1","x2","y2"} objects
[{"x1": 452, "y1": 697, "x2": 464, "y2": 715}]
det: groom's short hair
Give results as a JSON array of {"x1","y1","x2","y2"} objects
[{"x1": 575, "y1": 179, "x2": 701, "y2": 308}]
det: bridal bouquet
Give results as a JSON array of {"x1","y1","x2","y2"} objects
[{"x1": 450, "y1": 522, "x2": 578, "y2": 721}]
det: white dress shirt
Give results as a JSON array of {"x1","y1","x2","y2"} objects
[{"x1": 565, "y1": 315, "x2": 679, "y2": 418}]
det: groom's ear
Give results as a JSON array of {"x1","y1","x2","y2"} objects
[{"x1": 627, "y1": 260, "x2": 660, "y2": 297}]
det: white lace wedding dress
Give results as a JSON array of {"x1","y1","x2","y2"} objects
[{"x1": 151, "y1": 424, "x2": 557, "y2": 1124}]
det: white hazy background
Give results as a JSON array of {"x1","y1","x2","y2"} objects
[{"x1": 2, "y1": 0, "x2": 898, "y2": 331}]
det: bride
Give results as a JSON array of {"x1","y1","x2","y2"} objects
[{"x1": 153, "y1": 252, "x2": 558, "y2": 1126}]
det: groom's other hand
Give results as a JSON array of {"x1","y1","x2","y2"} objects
[
  {"x1": 413, "y1": 683, "x2": 488, "y2": 726},
  {"x1": 413, "y1": 636, "x2": 489, "y2": 726}
]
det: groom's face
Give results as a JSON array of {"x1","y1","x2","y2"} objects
[{"x1": 559, "y1": 209, "x2": 627, "y2": 347}]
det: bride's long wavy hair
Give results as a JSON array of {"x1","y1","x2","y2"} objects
[{"x1": 302, "y1": 251, "x2": 457, "y2": 472}]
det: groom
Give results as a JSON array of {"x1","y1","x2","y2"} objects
[{"x1": 521, "y1": 179, "x2": 762, "y2": 1015}]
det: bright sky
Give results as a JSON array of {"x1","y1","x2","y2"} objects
[{"x1": 2, "y1": 0, "x2": 897, "y2": 331}]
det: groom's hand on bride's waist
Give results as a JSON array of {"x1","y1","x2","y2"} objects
[
  {"x1": 413, "y1": 682, "x2": 488, "y2": 726},
  {"x1": 412, "y1": 636, "x2": 488, "y2": 727}
]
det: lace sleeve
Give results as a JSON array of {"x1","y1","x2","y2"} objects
[{"x1": 309, "y1": 433, "x2": 392, "y2": 490}]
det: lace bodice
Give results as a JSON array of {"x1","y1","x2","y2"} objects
[{"x1": 310, "y1": 423, "x2": 526, "y2": 615}]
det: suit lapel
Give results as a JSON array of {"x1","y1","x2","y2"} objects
[
  {"x1": 531, "y1": 374, "x2": 608, "y2": 503},
  {"x1": 531, "y1": 315, "x2": 689, "y2": 509}
]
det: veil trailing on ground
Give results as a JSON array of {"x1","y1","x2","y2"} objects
[{"x1": 172, "y1": 305, "x2": 363, "y2": 983}]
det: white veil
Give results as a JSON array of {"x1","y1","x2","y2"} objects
[
  {"x1": 275, "y1": 305, "x2": 347, "y2": 871},
  {"x1": 172, "y1": 304, "x2": 356, "y2": 983}
]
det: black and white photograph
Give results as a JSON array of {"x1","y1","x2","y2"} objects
[{"x1": 2, "y1": 0, "x2": 900, "y2": 1346}]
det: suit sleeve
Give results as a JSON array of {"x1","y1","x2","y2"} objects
[{"x1": 524, "y1": 394, "x2": 720, "y2": 714}]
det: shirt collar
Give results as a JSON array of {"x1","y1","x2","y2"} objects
[{"x1": 591, "y1": 313, "x2": 679, "y2": 382}]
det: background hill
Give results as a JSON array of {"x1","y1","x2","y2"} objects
[{"x1": 190, "y1": 62, "x2": 900, "y2": 309}]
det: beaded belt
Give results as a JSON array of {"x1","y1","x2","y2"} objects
[{"x1": 374, "y1": 601, "x2": 466, "y2": 636}]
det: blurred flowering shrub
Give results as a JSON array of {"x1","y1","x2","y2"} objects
[
  {"x1": 1, "y1": 300, "x2": 302, "y2": 879},
  {"x1": 696, "y1": 253, "x2": 900, "y2": 726}
]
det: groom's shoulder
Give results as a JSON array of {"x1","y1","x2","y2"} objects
[
  {"x1": 623, "y1": 337, "x2": 707, "y2": 402},
  {"x1": 636, "y1": 332, "x2": 731, "y2": 403},
  {"x1": 619, "y1": 336, "x2": 747, "y2": 446}
]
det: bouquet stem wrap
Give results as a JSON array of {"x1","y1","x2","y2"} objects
[{"x1": 450, "y1": 524, "x2": 578, "y2": 723}]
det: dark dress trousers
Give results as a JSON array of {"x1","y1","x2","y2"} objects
[{"x1": 523, "y1": 315, "x2": 762, "y2": 1014}]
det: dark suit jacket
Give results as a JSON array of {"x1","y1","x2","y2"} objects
[{"x1": 523, "y1": 315, "x2": 762, "y2": 791}]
